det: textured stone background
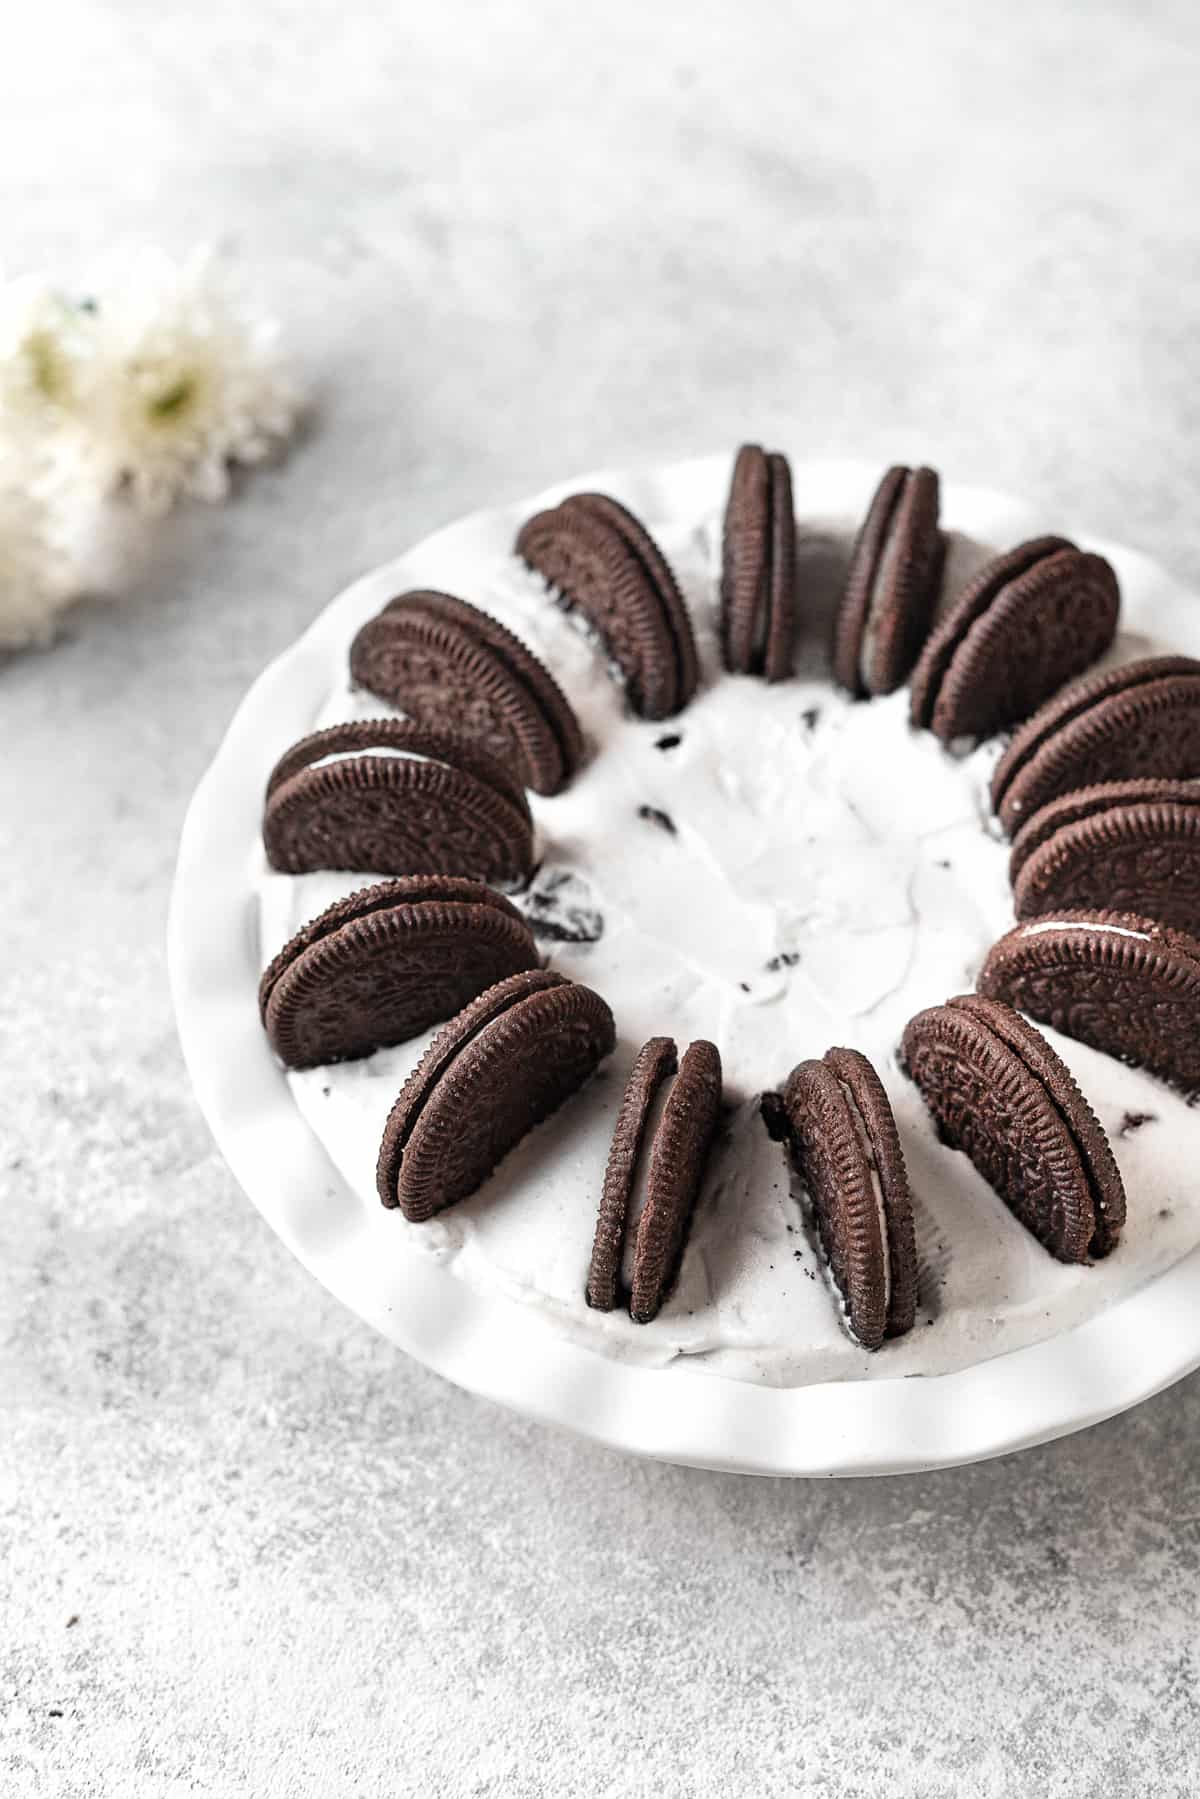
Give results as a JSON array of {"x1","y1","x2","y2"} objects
[{"x1": 5, "y1": 3, "x2": 1200, "y2": 1794}]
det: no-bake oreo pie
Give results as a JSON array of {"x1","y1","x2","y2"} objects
[{"x1": 255, "y1": 451, "x2": 1200, "y2": 1384}]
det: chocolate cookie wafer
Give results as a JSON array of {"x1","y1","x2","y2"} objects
[
  {"x1": 774, "y1": 1047, "x2": 918, "y2": 1349},
  {"x1": 262, "y1": 718, "x2": 534, "y2": 884},
  {"x1": 1013, "y1": 792, "x2": 1200, "y2": 937},
  {"x1": 990, "y1": 656, "x2": 1200, "y2": 834},
  {"x1": 977, "y1": 910, "x2": 1200, "y2": 1093},
  {"x1": 349, "y1": 590, "x2": 584, "y2": 796},
  {"x1": 833, "y1": 465, "x2": 944, "y2": 697},
  {"x1": 586, "y1": 1036, "x2": 722, "y2": 1323},
  {"x1": 1009, "y1": 779, "x2": 1200, "y2": 882},
  {"x1": 902, "y1": 995, "x2": 1125, "y2": 1260},
  {"x1": 909, "y1": 537, "x2": 1119, "y2": 742},
  {"x1": 720, "y1": 444, "x2": 796, "y2": 681},
  {"x1": 258, "y1": 877, "x2": 539, "y2": 1069},
  {"x1": 516, "y1": 492, "x2": 698, "y2": 719},
  {"x1": 376, "y1": 970, "x2": 615, "y2": 1221}
]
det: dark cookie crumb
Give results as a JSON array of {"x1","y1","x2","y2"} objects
[
  {"x1": 527, "y1": 914, "x2": 604, "y2": 944},
  {"x1": 760, "y1": 1090, "x2": 790, "y2": 1141},
  {"x1": 802, "y1": 706, "x2": 821, "y2": 730},
  {"x1": 1119, "y1": 1110, "x2": 1157, "y2": 1137},
  {"x1": 655, "y1": 732, "x2": 682, "y2": 751},
  {"x1": 520, "y1": 867, "x2": 605, "y2": 944},
  {"x1": 936, "y1": 859, "x2": 952, "y2": 870},
  {"x1": 766, "y1": 951, "x2": 800, "y2": 972},
  {"x1": 48, "y1": 1710, "x2": 63, "y2": 1719},
  {"x1": 739, "y1": 981, "x2": 750, "y2": 992},
  {"x1": 66, "y1": 1616, "x2": 79, "y2": 1628},
  {"x1": 1159, "y1": 1206, "x2": 1173, "y2": 1220},
  {"x1": 638, "y1": 804, "x2": 677, "y2": 834}
]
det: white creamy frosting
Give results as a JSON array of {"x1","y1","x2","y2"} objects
[
  {"x1": 1022, "y1": 920, "x2": 1151, "y2": 941},
  {"x1": 256, "y1": 474, "x2": 1200, "y2": 1387},
  {"x1": 308, "y1": 746, "x2": 437, "y2": 770}
]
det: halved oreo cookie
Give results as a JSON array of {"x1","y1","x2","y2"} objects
[
  {"x1": 1009, "y1": 780, "x2": 1200, "y2": 883},
  {"x1": 901, "y1": 995, "x2": 1125, "y2": 1261},
  {"x1": 376, "y1": 969, "x2": 615, "y2": 1221},
  {"x1": 909, "y1": 537, "x2": 1119, "y2": 742},
  {"x1": 348, "y1": 590, "x2": 584, "y2": 796},
  {"x1": 586, "y1": 1036, "x2": 723, "y2": 1323},
  {"x1": 515, "y1": 492, "x2": 698, "y2": 720},
  {"x1": 1013, "y1": 792, "x2": 1200, "y2": 937},
  {"x1": 990, "y1": 656, "x2": 1200, "y2": 834},
  {"x1": 258, "y1": 877, "x2": 539, "y2": 1069},
  {"x1": 262, "y1": 718, "x2": 534, "y2": 885},
  {"x1": 833, "y1": 465, "x2": 944, "y2": 697},
  {"x1": 775, "y1": 1047, "x2": 918, "y2": 1349},
  {"x1": 977, "y1": 909, "x2": 1200, "y2": 1093},
  {"x1": 720, "y1": 444, "x2": 796, "y2": 681}
]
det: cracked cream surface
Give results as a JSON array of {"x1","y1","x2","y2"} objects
[{"x1": 256, "y1": 464, "x2": 1200, "y2": 1386}]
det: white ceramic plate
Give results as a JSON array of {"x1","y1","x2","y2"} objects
[{"x1": 168, "y1": 456, "x2": 1200, "y2": 1475}]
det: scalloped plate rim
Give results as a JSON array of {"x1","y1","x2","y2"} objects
[{"x1": 167, "y1": 453, "x2": 1200, "y2": 1476}]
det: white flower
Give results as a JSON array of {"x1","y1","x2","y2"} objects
[
  {"x1": 0, "y1": 246, "x2": 304, "y2": 647},
  {"x1": 82, "y1": 247, "x2": 302, "y2": 514},
  {"x1": 0, "y1": 459, "x2": 76, "y2": 650},
  {"x1": 0, "y1": 274, "x2": 95, "y2": 444}
]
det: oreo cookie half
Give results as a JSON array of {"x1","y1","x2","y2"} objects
[
  {"x1": 515, "y1": 492, "x2": 698, "y2": 719},
  {"x1": 349, "y1": 590, "x2": 584, "y2": 796},
  {"x1": 989, "y1": 656, "x2": 1200, "y2": 834},
  {"x1": 586, "y1": 1036, "x2": 723, "y2": 1323},
  {"x1": 1013, "y1": 792, "x2": 1200, "y2": 937},
  {"x1": 833, "y1": 465, "x2": 944, "y2": 697},
  {"x1": 977, "y1": 909, "x2": 1200, "y2": 1094},
  {"x1": 262, "y1": 718, "x2": 534, "y2": 884},
  {"x1": 775, "y1": 1047, "x2": 918, "y2": 1350},
  {"x1": 720, "y1": 444, "x2": 797, "y2": 681},
  {"x1": 376, "y1": 970, "x2": 615, "y2": 1221},
  {"x1": 1009, "y1": 779, "x2": 1200, "y2": 882},
  {"x1": 258, "y1": 877, "x2": 539, "y2": 1069},
  {"x1": 901, "y1": 995, "x2": 1125, "y2": 1261},
  {"x1": 909, "y1": 537, "x2": 1119, "y2": 743}
]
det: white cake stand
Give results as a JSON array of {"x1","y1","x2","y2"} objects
[{"x1": 168, "y1": 456, "x2": 1200, "y2": 1475}]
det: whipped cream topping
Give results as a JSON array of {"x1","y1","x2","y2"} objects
[{"x1": 256, "y1": 464, "x2": 1200, "y2": 1387}]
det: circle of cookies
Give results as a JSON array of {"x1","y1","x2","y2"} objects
[{"x1": 258, "y1": 453, "x2": 1200, "y2": 1354}]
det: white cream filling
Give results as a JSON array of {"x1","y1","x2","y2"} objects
[
  {"x1": 309, "y1": 746, "x2": 438, "y2": 770},
  {"x1": 1021, "y1": 920, "x2": 1151, "y2": 942}
]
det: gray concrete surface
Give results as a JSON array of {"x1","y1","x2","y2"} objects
[{"x1": 5, "y1": 2, "x2": 1200, "y2": 1793}]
